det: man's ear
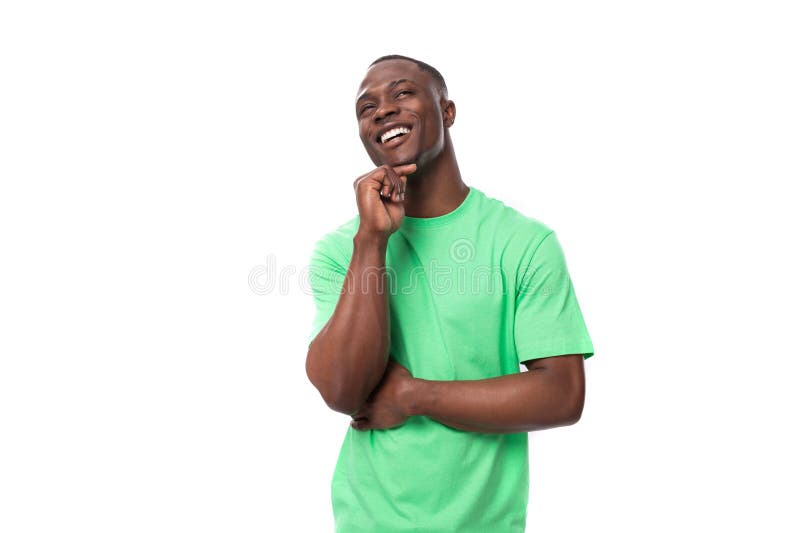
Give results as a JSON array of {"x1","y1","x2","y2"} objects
[{"x1": 442, "y1": 99, "x2": 456, "y2": 128}]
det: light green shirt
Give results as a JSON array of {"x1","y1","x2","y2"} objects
[{"x1": 308, "y1": 186, "x2": 594, "y2": 532}]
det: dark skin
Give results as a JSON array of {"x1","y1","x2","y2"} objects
[{"x1": 305, "y1": 58, "x2": 586, "y2": 432}]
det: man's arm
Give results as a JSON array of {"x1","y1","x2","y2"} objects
[
  {"x1": 306, "y1": 232, "x2": 390, "y2": 415},
  {"x1": 350, "y1": 354, "x2": 585, "y2": 433},
  {"x1": 305, "y1": 164, "x2": 414, "y2": 416}
]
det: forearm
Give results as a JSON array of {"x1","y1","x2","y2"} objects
[
  {"x1": 306, "y1": 231, "x2": 391, "y2": 415},
  {"x1": 407, "y1": 368, "x2": 583, "y2": 434}
]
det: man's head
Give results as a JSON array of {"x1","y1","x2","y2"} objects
[{"x1": 355, "y1": 55, "x2": 455, "y2": 169}]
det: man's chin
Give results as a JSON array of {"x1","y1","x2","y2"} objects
[
  {"x1": 395, "y1": 158, "x2": 417, "y2": 168},
  {"x1": 380, "y1": 152, "x2": 418, "y2": 169}
]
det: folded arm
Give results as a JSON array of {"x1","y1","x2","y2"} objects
[
  {"x1": 350, "y1": 354, "x2": 586, "y2": 433},
  {"x1": 306, "y1": 232, "x2": 392, "y2": 416}
]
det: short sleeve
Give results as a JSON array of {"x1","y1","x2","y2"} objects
[
  {"x1": 513, "y1": 231, "x2": 594, "y2": 364},
  {"x1": 307, "y1": 238, "x2": 348, "y2": 346}
]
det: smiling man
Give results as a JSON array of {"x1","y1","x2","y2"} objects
[{"x1": 305, "y1": 55, "x2": 595, "y2": 532}]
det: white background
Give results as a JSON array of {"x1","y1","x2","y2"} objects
[{"x1": 1, "y1": 1, "x2": 798, "y2": 531}]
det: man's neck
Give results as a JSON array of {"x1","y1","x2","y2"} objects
[{"x1": 402, "y1": 138, "x2": 468, "y2": 219}]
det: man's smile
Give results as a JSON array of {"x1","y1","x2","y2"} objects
[
  {"x1": 380, "y1": 126, "x2": 410, "y2": 144},
  {"x1": 374, "y1": 122, "x2": 414, "y2": 149}
]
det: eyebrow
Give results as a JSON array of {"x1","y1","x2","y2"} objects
[{"x1": 356, "y1": 79, "x2": 416, "y2": 104}]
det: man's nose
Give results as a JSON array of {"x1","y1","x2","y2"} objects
[{"x1": 373, "y1": 101, "x2": 399, "y2": 122}]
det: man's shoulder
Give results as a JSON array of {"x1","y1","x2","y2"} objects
[
  {"x1": 310, "y1": 214, "x2": 360, "y2": 263},
  {"x1": 473, "y1": 187, "x2": 554, "y2": 245}
]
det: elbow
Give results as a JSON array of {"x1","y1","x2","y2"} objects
[
  {"x1": 563, "y1": 397, "x2": 584, "y2": 426},
  {"x1": 560, "y1": 360, "x2": 586, "y2": 426},
  {"x1": 305, "y1": 345, "x2": 368, "y2": 416},
  {"x1": 547, "y1": 400, "x2": 582, "y2": 429},
  {"x1": 323, "y1": 391, "x2": 366, "y2": 416},
  {"x1": 561, "y1": 382, "x2": 586, "y2": 426},
  {"x1": 313, "y1": 378, "x2": 367, "y2": 416}
]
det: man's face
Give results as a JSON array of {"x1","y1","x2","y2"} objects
[{"x1": 355, "y1": 59, "x2": 450, "y2": 168}]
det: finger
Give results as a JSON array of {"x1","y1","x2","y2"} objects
[
  {"x1": 387, "y1": 166, "x2": 401, "y2": 201},
  {"x1": 392, "y1": 163, "x2": 417, "y2": 177},
  {"x1": 355, "y1": 168, "x2": 392, "y2": 198},
  {"x1": 381, "y1": 166, "x2": 401, "y2": 201},
  {"x1": 353, "y1": 170, "x2": 372, "y2": 190},
  {"x1": 359, "y1": 169, "x2": 393, "y2": 201},
  {"x1": 385, "y1": 166, "x2": 403, "y2": 202},
  {"x1": 392, "y1": 169, "x2": 411, "y2": 202},
  {"x1": 353, "y1": 174, "x2": 371, "y2": 194},
  {"x1": 377, "y1": 167, "x2": 393, "y2": 199}
]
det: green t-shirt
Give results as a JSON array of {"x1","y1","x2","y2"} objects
[{"x1": 307, "y1": 186, "x2": 594, "y2": 532}]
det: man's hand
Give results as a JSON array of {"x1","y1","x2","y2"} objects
[
  {"x1": 350, "y1": 360, "x2": 416, "y2": 431},
  {"x1": 353, "y1": 164, "x2": 417, "y2": 239}
]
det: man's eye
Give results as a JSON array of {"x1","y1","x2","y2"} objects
[
  {"x1": 359, "y1": 105, "x2": 374, "y2": 115},
  {"x1": 396, "y1": 90, "x2": 412, "y2": 97}
]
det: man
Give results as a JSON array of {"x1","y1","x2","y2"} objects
[{"x1": 305, "y1": 54, "x2": 594, "y2": 532}]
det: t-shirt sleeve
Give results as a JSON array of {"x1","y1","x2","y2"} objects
[
  {"x1": 307, "y1": 237, "x2": 348, "y2": 347},
  {"x1": 513, "y1": 230, "x2": 594, "y2": 364}
]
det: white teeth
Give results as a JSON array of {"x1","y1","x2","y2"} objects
[{"x1": 380, "y1": 126, "x2": 411, "y2": 144}]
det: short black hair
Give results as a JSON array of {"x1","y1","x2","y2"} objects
[{"x1": 368, "y1": 54, "x2": 448, "y2": 99}]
